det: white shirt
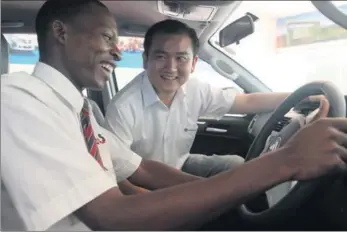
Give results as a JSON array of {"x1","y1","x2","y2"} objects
[
  {"x1": 1, "y1": 62, "x2": 142, "y2": 231},
  {"x1": 105, "y1": 72, "x2": 237, "y2": 169}
]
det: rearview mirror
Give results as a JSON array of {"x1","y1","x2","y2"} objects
[{"x1": 219, "y1": 13, "x2": 258, "y2": 47}]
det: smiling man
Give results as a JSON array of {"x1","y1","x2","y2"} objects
[
  {"x1": 1, "y1": 0, "x2": 347, "y2": 231},
  {"x1": 104, "y1": 20, "x2": 324, "y2": 177}
]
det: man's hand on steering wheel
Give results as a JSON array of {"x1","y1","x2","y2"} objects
[
  {"x1": 307, "y1": 94, "x2": 328, "y2": 103},
  {"x1": 282, "y1": 97, "x2": 347, "y2": 181}
]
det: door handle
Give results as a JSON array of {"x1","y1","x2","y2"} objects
[{"x1": 205, "y1": 127, "x2": 227, "y2": 133}]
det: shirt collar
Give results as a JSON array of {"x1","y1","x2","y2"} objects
[
  {"x1": 141, "y1": 72, "x2": 160, "y2": 108},
  {"x1": 141, "y1": 72, "x2": 187, "y2": 108},
  {"x1": 32, "y1": 62, "x2": 84, "y2": 113}
]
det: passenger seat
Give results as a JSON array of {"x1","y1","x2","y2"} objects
[{"x1": 88, "y1": 99, "x2": 106, "y2": 126}]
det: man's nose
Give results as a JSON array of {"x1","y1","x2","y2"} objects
[
  {"x1": 164, "y1": 58, "x2": 177, "y2": 71},
  {"x1": 110, "y1": 43, "x2": 121, "y2": 61}
]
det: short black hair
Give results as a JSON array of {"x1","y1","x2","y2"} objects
[
  {"x1": 35, "y1": 0, "x2": 107, "y2": 55},
  {"x1": 143, "y1": 19, "x2": 199, "y2": 57}
]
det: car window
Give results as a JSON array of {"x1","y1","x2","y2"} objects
[
  {"x1": 114, "y1": 36, "x2": 144, "y2": 89},
  {"x1": 4, "y1": 34, "x2": 242, "y2": 96},
  {"x1": 192, "y1": 59, "x2": 242, "y2": 92},
  {"x1": 3, "y1": 34, "x2": 145, "y2": 95},
  {"x1": 3, "y1": 33, "x2": 91, "y2": 96},
  {"x1": 4, "y1": 34, "x2": 38, "y2": 74},
  {"x1": 212, "y1": 1, "x2": 347, "y2": 94}
]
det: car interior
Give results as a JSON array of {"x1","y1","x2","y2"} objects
[{"x1": 1, "y1": 0, "x2": 347, "y2": 230}]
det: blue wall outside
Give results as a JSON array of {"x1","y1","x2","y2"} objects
[{"x1": 9, "y1": 49, "x2": 144, "y2": 68}]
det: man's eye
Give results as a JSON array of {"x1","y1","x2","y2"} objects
[
  {"x1": 177, "y1": 56, "x2": 187, "y2": 61},
  {"x1": 103, "y1": 34, "x2": 112, "y2": 40}
]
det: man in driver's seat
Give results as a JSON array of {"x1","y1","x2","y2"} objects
[
  {"x1": 105, "y1": 19, "x2": 325, "y2": 177},
  {"x1": 1, "y1": 0, "x2": 346, "y2": 231}
]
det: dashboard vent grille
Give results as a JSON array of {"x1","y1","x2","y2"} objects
[{"x1": 273, "y1": 117, "x2": 291, "y2": 132}]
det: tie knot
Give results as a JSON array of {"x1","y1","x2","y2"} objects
[{"x1": 81, "y1": 98, "x2": 90, "y2": 116}]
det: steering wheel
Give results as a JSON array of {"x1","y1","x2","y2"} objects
[{"x1": 239, "y1": 81, "x2": 346, "y2": 224}]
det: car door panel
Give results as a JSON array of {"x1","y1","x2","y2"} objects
[{"x1": 190, "y1": 114, "x2": 254, "y2": 158}]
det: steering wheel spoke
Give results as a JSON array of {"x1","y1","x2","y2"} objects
[
  {"x1": 261, "y1": 117, "x2": 304, "y2": 207},
  {"x1": 262, "y1": 117, "x2": 305, "y2": 155}
]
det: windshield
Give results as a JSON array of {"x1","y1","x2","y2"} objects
[{"x1": 213, "y1": 1, "x2": 347, "y2": 94}]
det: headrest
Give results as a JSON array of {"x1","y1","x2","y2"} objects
[{"x1": 1, "y1": 34, "x2": 9, "y2": 75}]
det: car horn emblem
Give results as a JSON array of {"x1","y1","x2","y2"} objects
[{"x1": 268, "y1": 136, "x2": 282, "y2": 152}]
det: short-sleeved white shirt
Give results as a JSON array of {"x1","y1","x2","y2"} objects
[
  {"x1": 1, "y1": 62, "x2": 142, "y2": 231},
  {"x1": 105, "y1": 72, "x2": 237, "y2": 169}
]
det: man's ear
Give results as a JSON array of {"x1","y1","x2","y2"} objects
[
  {"x1": 142, "y1": 52, "x2": 148, "y2": 69},
  {"x1": 190, "y1": 55, "x2": 199, "y2": 73},
  {"x1": 52, "y1": 20, "x2": 68, "y2": 45}
]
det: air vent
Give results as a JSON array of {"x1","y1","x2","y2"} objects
[
  {"x1": 248, "y1": 115, "x2": 257, "y2": 134},
  {"x1": 273, "y1": 117, "x2": 291, "y2": 132}
]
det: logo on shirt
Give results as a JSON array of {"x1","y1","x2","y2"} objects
[{"x1": 96, "y1": 134, "x2": 106, "y2": 144}]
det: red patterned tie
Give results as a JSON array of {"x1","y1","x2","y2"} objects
[{"x1": 80, "y1": 99, "x2": 107, "y2": 170}]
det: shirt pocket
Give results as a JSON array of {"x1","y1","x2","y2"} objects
[{"x1": 178, "y1": 117, "x2": 199, "y2": 154}]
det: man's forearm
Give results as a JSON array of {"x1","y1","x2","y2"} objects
[
  {"x1": 81, "y1": 147, "x2": 294, "y2": 230},
  {"x1": 250, "y1": 92, "x2": 290, "y2": 113},
  {"x1": 129, "y1": 159, "x2": 203, "y2": 190},
  {"x1": 118, "y1": 179, "x2": 150, "y2": 195},
  {"x1": 232, "y1": 93, "x2": 325, "y2": 115},
  {"x1": 232, "y1": 92, "x2": 290, "y2": 114}
]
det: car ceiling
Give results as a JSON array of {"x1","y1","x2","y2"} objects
[{"x1": 1, "y1": 0, "x2": 240, "y2": 45}]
